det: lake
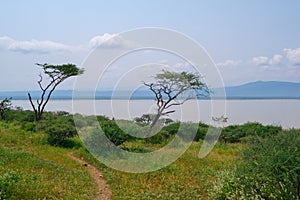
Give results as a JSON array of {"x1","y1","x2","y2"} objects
[{"x1": 12, "y1": 99, "x2": 300, "y2": 129}]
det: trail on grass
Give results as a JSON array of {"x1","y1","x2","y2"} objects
[{"x1": 67, "y1": 152, "x2": 111, "y2": 200}]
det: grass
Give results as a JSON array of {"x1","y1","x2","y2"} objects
[
  {"x1": 74, "y1": 141, "x2": 245, "y2": 199},
  {"x1": 0, "y1": 121, "x2": 96, "y2": 199},
  {"x1": 0, "y1": 120, "x2": 245, "y2": 199}
]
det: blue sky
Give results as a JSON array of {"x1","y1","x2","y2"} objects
[{"x1": 1, "y1": 0, "x2": 300, "y2": 91}]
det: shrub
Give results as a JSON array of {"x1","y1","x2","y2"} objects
[
  {"x1": 161, "y1": 122, "x2": 180, "y2": 135},
  {"x1": 38, "y1": 112, "x2": 77, "y2": 147},
  {"x1": 97, "y1": 116, "x2": 131, "y2": 146},
  {"x1": 147, "y1": 130, "x2": 173, "y2": 144},
  {"x1": 45, "y1": 122, "x2": 77, "y2": 147},
  {"x1": 214, "y1": 130, "x2": 300, "y2": 199},
  {"x1": 220, "y1": 122, "x2": 282, "y2": 143},
  {"x1": 195, "y1": 122, "x2": 209, "y2": 141},
  {"x1": 146, "y1": 122, "x2": 209, "y2": 144},
  {"x1": 4, "y1": 109, "x2": 35, "y2": 123}
]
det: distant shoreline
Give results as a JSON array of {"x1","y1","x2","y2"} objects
[
  {"x1": 2, "y1": 80, "x2": 300, "y2": 100},
  {"x1": 6, "y1": 96, "x2": 300, "y2": 100}
]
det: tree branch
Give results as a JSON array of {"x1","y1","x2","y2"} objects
[
  {"x1": 161, "y1": 110, "x2": 175, "y2": 115},
  {"x1": 37, "y1": 74, "x2": 44, "y2": 91},
  {"x1": 28, "y1": 93, "x2": 37, "y2": 120}
]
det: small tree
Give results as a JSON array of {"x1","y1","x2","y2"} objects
[
  {"x1": 134, "y1": 114, "x2": 174, "y2": 127},
  {"x1": 134, "y1": 114, "x2": 156, "y2": 126},
  {"x1": 0, "y1": 98, "x2": 12, "y2": 120},
  {"x1": 144, "y1": 70, "x2": 210, "y2": 127},
  {"x1": 28, "y1": 63, "x2": 84, "y2": 121}
]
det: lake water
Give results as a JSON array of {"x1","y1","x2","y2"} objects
[{"x1": 12, "y1": 99, "x2": 300, "y2": 129}]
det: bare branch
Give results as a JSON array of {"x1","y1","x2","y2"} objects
[
  {"x1": 37, "y1": 74, "x2": 44, "y2": 91},
  {"x1": 161, "y1": 110, "x2": 175, "y2": 115}
]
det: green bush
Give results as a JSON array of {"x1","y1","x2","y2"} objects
[
  {"x1": 214, "y1": 130, "x2": 300, "y2": 199},
  {"x1": 147, "y1": 130, "x2": 174, "y2": 144},
  {"x1": 161, "y1": 122, "x2": 180, "y2": 135},
  {"x1": 97, "y1": 116, "x2": 131, "y2": 146},
  {"x1": 4, "y1": 109, "x2": 35, "y2": 123},
  {"x1": 195, "y1": 122, "x2": 209, "y2": 141},
  {"x1": 0, "y1": 170, "x2": 20, "y2": 200},
  {"x1": 45, "y1": 123, "x2": 77, "y2": 147},
  {"x1": 220, "y1": 122, "x2": 282, "y2": 143},
  {"x1": 37, "y1": 112, "x2": 77, "y2": 147},
  {"x1": 146, "y1": 122, "x2": 209, "y2": 144}
]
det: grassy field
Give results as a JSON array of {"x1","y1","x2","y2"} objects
[
  {"x1": 0, "y1": 121, "x2": 96, "y2": 199},
  {"x1": 74, "y1": 141, "x2": 244, "y2": 199},
  {"x1": 0, "y1": 120, "x2": 244, "y2": 199}
]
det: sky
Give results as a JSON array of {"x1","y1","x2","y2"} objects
[{"x1": 1, "y1": 0, "x2": 300, "y2": 91}]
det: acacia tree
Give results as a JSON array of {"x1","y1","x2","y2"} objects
[
  {"x1": 144, "y1": 70, "x2": 210, "y2": 127},
  {"x1": 28, "y1": 63, "x2": 84, "y2": 121}
]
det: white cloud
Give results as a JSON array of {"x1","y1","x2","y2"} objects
[
  {"x1": 269, "y1": 54, "x2": 282, "y2": 65},
  {"x1": 216, "y1": 59, "x2": 242, "y2": 67},
  {"x1": 252, "y1": 54, "x2": 283, "y2": 67},
  {"x1": 0, "y1": 36, "x2": 78, "y2": 54},
  {"x1": 89, "y1": 33, "x2": 126, "y2": 49},
  {"x1": 284, "y1": 48, "x2": 300, "y2": 65},
  {"x1": 0, "y1": 36, "x2": 14, "y2": 48},
  {"x1": 252, "y1": 56, "x2": 269, "y2": 66},
  {"x1": 9, "y1": 40, "x2": 75, "y2": 53},
  {"x1": 0, "y1": 33, "x2": 132, "y2": 54}
]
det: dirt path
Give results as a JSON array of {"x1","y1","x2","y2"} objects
[{"x1": 67, "y1": 152, "x2": 111, "y2": 200}]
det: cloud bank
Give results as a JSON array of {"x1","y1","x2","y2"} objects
[
  {"x1": 89, "y1": 33, "x2": 126, "y2": 49},
  {"x1": 0, "y1": 36, "x2": 78, "y2": 54},
  {"x1": 284, "y1": 48, "x2": 300, "y2": 65},
  {"x1": 0, "y1": 33, "x2": 128, "y2": 54}
]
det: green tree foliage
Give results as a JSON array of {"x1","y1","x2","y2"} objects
[
  {"x1": 144, "y1": 70, "x2": 209, "y2": 127},
  {"x1": 28, "y1": 63, "x2": 84, "y2": 121},
  {"x1": 0, "y1": 98, "x2": 12, "y2": 120}
]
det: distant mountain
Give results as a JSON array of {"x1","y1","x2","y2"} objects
[
  {"x1": 0, "y1": 90, "x2": 74, "y2": 100},
  {"x1": 223, "y1": 81, "x2": 300, "y2": 99},
  {"x1": 1, "y1": 81, "x2": 300, "y2": 100}
]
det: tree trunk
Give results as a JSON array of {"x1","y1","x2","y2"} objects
[
  {"x1": 150, "y1": 113, "x2": 161, "y2": 129},
  {"x1": 145, "y1": 112, "x2": 162, "y2": 141}
]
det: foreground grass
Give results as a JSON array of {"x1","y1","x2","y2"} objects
[
  {"x1": 74, "y1": 141, "x2": 245, "y2": 199},
  {"x1": 0, "y1": 121, "x2": 244, "y2": 199},
  {"x1": 0, "y1": 121, "x2": 96, "y2": 199}
]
